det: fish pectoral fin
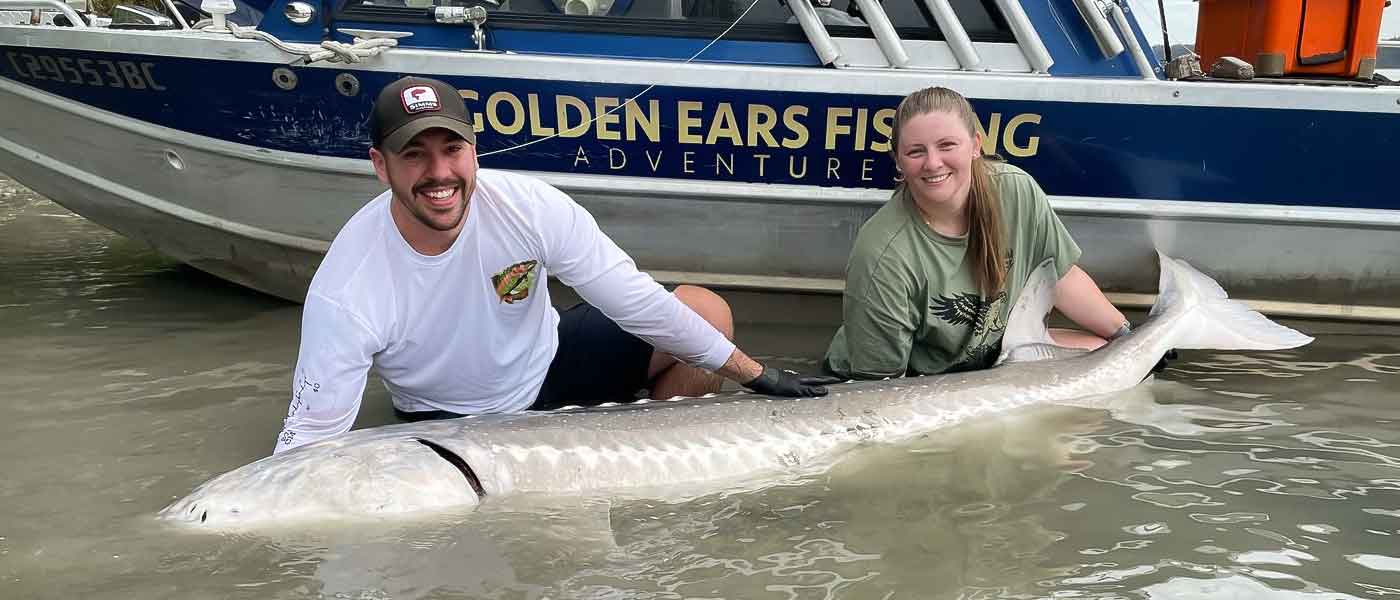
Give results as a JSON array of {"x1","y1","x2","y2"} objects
[{"x1": 996, "y1": 257, "x2": 1061, "y2": 366}]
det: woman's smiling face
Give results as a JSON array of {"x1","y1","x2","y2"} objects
[{"x1": 894, "y1": 110, "x2": 981, "y2": 210}]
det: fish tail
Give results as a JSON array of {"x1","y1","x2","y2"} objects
[{"x1": 1149, "y1": 252, "x2": 1313, "y2": 351}]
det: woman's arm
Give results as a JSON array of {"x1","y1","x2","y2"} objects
[{"x1": 1052, "y1": 265, "x2": 1128, "y2": 340}]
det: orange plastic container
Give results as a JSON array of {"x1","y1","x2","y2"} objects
[{"x1": 1195, "y1": 0, "x2": 1386, "y2": 79}]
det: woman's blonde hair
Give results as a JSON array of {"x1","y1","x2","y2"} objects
[{"x1": 891, "y1": 87, "x2": 1006, "y2": 297}]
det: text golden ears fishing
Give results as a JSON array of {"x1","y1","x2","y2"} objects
[{"x1": 456, "y1": 89, "x2": 1043, "y2": 183}]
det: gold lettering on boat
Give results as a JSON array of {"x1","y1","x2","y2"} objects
[
  {"x1": 594, "y1": 97, "x2": 622, "y2": 141},
  {"x1": 451, "y1": 89, "x2": 1042, "y2": 184},
  {"x1": 677, "y1": 101, "x2": 704, "y2": 144}
]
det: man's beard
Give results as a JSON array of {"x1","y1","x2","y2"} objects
[{"x1": 404, "y1": 176, "x2": 467, "y2": 231}]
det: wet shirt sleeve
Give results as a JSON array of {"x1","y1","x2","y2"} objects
[
  {"x1": 273, "y1": 292, "x2": 382, "y2": 455},
  {"x1": 535, "y1": 184, "x2": 735, "y2": 372}
]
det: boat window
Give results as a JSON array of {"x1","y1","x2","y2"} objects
[
  {"x1": 340, "y1": 0, "x2": 1012, "y2": 43},
  {"x1": 489, "y1": 0, "x2": 797, "y2": 22},
  {"x1": 484, "y1": 0, "x2": 1008, "y2": 37}
]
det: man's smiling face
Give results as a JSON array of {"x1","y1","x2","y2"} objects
[{"x1": 370, "y1": 128, "x2": 478, "y2": 247}]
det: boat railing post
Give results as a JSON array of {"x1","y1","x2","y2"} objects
[
  {"x1": 1107, "y1": 2, "x2": 1157, "y2": 79},
  {"x1": 1072, "y1": 0, "x2": 1125, "y2": 58},
  {"x1": 991, "y1": 0, "x2": 1053, "y2": 73},
  {"x1": 0, "y1": 0, "x2": 87, "y2": 27},
  {"x1": 920, "y1": 0, "x2": 983, "y2": 71},
  {"x1": 851, "y1": 0, "x2": 910, "y2": 68},
  {"x1": 785, "y1": 0, "x2": 842, "y2": 66},
  {"x1": 160, "y1": 0, "x2": 189, "y2": 28}
]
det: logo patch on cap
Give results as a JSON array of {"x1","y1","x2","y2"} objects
[{"x1": 401, "y1": 85, "x2": 441, "y2": 114}]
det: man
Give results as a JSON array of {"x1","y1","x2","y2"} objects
[{"x1": 275, "y1": 76, "x2": 835, "y2": 454}]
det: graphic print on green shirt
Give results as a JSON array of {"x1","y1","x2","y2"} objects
[
  {"x1": 930, "y1": 287, "x2": 1008, "y2": 373},
  {"x1": 823, "y1": 161, "x2": 1082, "y2": 379}
]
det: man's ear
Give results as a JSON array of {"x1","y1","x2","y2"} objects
[{"x1": 369, "y1": 147, "x2": 390, "y2": 185}]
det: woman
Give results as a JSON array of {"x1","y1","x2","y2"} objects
[{"x1": 823, "y1": 87, "x2": 1129, "y2": 379}]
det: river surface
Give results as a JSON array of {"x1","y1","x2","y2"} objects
[{"x1": 3, "y1": 174, "x2": 1400, "y2": 599}]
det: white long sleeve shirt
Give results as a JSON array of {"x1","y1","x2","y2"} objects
[{"x1": 274, "y1": 170, "x2": 735, "y2": 454}]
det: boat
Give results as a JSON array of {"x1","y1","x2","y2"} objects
[{"x1": 1, "y1": 0, "x2": 1397, "y2": 320}]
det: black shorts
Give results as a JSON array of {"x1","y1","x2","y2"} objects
[
  {"x1": 532, "y1": 302, "x2": 655, "y2": 410},
  {"x1": 394, "y1": 302, "x2": 654, "y2": 422}
]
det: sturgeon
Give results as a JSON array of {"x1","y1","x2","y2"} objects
[{"x1": 160, "y1": 254, "x2": 1312, "y2": 530}]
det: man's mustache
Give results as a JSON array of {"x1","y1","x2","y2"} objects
[{"x1": 412, "y1": 178, "x2": 465, "y2": 195}]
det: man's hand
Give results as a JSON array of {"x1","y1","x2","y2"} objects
[{"x1": 744, "y1": 366, "x2": 843, "y2": 397}]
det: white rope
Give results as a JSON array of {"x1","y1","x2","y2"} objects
[
  {"x1": 305, "y1": 37, "x2": 398, "y2": 64},
  {"x1": 217, "y1": 24, "x2": 398, "y2": 65},
  {"x1": 479, "y1": 0, "x2": 764, "y2": 158}
]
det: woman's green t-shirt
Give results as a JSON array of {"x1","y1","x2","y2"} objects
[{"x1": 823, "y1": 161, "x2": 1081, "y2": 379}]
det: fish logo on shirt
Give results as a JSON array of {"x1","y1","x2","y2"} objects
[{"x1": 491, "y1": 260, "x2": 538, "y2": 304}]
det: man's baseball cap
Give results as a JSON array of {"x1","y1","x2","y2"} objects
[{"x1": 369, "y1": 76, "x2": 476, "y2": 152}]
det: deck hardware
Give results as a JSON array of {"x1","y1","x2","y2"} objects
[
  {"x1": 284, "y1": 1, "x2": 314, "y2": 25},
  {"x1": 272, "y1": 67, "x2": 298, "y2": 90},
  {"x1": 1072, "y1": 0, "x2": 1124, "y2": 59},
  {"x1": 785, "y1": 0, "x2": 841, "y2": 66},
  {"x1": 163, "y1": 150, "x2": 185, "y2": 171},
  {"x1": 433, "y1": 5, "x2": 489, "y2": 51},
  {"x1": 852, "y1": 0, "x2": 910, "y2": 68},
  {"x1": 921, "y1": 0, "x2": 982, "y2": 70},
  {"x1": 992, "y1": 0, "x2": 1053, "y2": 72},
  {"x1": 555, "y1": 0, "x2": 615, "y2": 16},
  {"x1": 337, "y1": 28, "x2": 413, "y2": 41},
  {"x1": 334, "y1": 73, "x2": 360, "y2": 97},
  {"x1": 200, "y1": 0, "x2": 235, "y2": 32}
]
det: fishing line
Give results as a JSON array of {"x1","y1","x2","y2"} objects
[{"x1": 478, "y1": 0, "x2": 765, "y2": 158}]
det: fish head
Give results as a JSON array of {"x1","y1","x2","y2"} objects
[{"x1": 159, "y1": 428, "x2": 490, "y2": 531}]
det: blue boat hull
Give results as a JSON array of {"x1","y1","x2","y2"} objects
[{"x1": 1, "y1": 23, "x2": 1397, "y2": 317}]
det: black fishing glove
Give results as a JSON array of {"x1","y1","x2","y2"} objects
[{"x1": 744, "y1": 366, "x2": 841, "y2": 397}]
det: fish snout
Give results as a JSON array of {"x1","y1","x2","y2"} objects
[{"x1": 159, "y1": 435, "x2": 487, "y2": 529}]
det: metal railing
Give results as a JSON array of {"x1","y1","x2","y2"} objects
[
  {"x1": 994, "y1": 0, "x2": 1054, "y2": 73},
  {"x1": 922, "y1": 0, "x2": 983, "y2": 71},
  {"x1": 786, "y1": 0, "x2": 841, "y2": 65},
  {"x1": 786, "y1": 0, "x2": 1056, "y2": 74},
  {"x1": 852, "y1": 0, "x2": 910, "y2": 68}
]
